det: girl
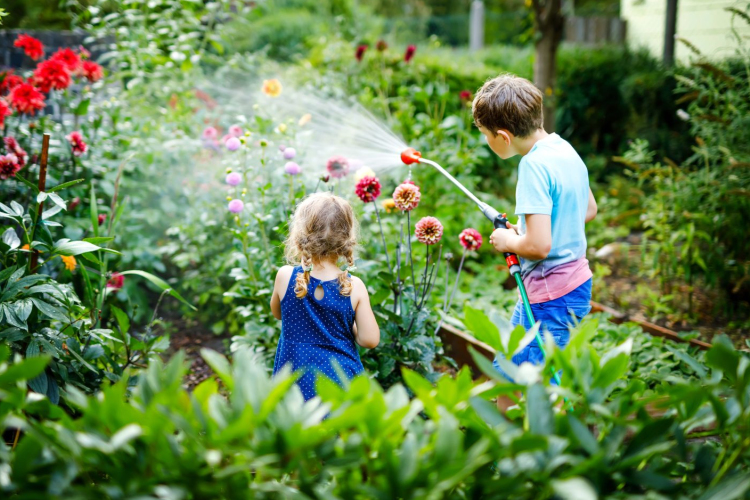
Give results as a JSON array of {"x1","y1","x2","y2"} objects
[{"x1": 270, "y1": 192, "x2": 380, "y2": 400}]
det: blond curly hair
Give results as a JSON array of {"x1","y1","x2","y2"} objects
[{"x1": 284, "y1": 192, "x2": 359, "y2": 298}]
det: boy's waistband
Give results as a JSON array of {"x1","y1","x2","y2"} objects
[{"x1": 522, "y1": 257, "x2": 592, "y2": 304}]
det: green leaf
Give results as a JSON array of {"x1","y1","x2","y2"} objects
[
  {"x1": 0, "y1": 355, "x2": 50, "y2": 384},
  {"x1": 527, "y1": 383, "x2": 554, "y2": 435},
  {"x1": 118, "y1": 270, "x2": 196, "y2": 311},
  {"x1": 53, "y1": 239, "x2": 120, "y2": 256},
  {"x1": 36, "y1": 191, "x2": 48, "y2": 203},
  {"x1": 90, "y1": 183, "x2": 99, "y2": 237},
  {"x1": 13, "y1": 174, "x2": 39, "y2": 194},
  {"x1": 697, "y1": 473, "x2": 750, "y2": 500},
  {"x1": 200, "y1": 348, "x2": 233, "y2": 391},
  {"x1": 551, "y1": 477, "x2": 597, "y2": 500},
  {"x1": 28, "y1": 370, "x2": 48, "y2": 394},
  {"x1": 83, "y1": 237, "x2": 114, "y2": 245},
  {"x1": 110, "y1": 305, "x2": 130, "y2": 339},
  {"x1": 463, "y1": 305, "x2": 502, "y2": 352},
  {"x1": 705, "y1": 336, "x2": 739, "y2": 382},
  {"x1": 666, "y1": 345, "x2": 707, "y2": 378},
  {"x1": 47, "y1": 178, "x2": 85, "y2": 193},
  {"x1": 47, "y1": 192, "x2": 67, "y2": 210},
  {"x1": 567, "y1": 414, "x2": 599, "y2": 455},
  {"x1": 42, "y1": 205, "x2": 63, "y2": 220},
  {"x1": 74, "y1": 98, "x2": 90, "y2": 116},
  {"x1": 2, "y1": 228, "x2": 20, "y2": 249}
]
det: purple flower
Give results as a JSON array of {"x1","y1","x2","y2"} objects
[
  {"x1": 283, "y1": 147, "x2": 296, "y2": 160},
  {"x1": 228, "y1": 199, "x2": 244, "y2": 213},
  {"x1": 226, "y1": 172, "x2": 242, "y2": 186},
  {"x1": 284, "y1": 161, "x2": 301, "y2": 175},
  {"x1": 278, "y1": 144, "x2": 287, "y2": 152},
  {"x1": 226, "y1": 137, "x2": 241, "y2": 151},
  {"x1": 229, "y1": 125, "x2": 243, "y2": 137}
]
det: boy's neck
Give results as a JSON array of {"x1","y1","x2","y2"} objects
[{"x1": 515, "y1": 128, "x2": 549, "y2": 157}]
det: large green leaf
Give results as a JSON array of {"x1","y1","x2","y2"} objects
[
  {"x1": 53, "y1": 239, "x2": 120, "y2": 256},
  {"x1": 463, "y1": 305, "x2": 502, "y2": 352},
  {"x1": 0, "y1": 355, "x2": 50, "y2": 384},
  {"x1": 527, "y1": 383, "x2": 554, "y2": 435},
  {"x1": 118, "y1": 270, "x2": 196, "y2": 310}
]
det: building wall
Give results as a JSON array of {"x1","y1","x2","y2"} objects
[{"x1": 620, "y1": 0, "x2": 750, "y2": 61}]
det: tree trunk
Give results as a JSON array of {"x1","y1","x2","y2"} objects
[{"x1": 532, "y1": 0, "x2": 564, "y2": 132}]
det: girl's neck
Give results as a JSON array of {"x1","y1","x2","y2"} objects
[{"x1": 310, "y1": 256, "x2": 341, "y2": 279}]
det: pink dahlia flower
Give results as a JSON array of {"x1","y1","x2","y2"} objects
[
  {"x1": 392, "y1": 182, "x2": 421, "y2": 212},
  {"x1": 226, "y1": 172, "x2": 242, "y2": 186},
  {"x1": 228, "y1": 199, "x2": 244, "y2": 213},
  {"x1": 326, "y1": 155, "x2": 349, "y2": 179},
  {"x1": 415, "y1": 216, "x2": 443, "y2": 245},
  {"x1": 225, "y1": 137, "x2": 241, "y2": 151},
  {"x1": 107, "y1": 272, "x2": 124, "y2": 290},
  {"x1": 229, "y1": 125, "x2": 243, "y2": 137},
  {"x1": 354, "y1": 176, "x2": 381, "y2": 203},
  {"x1": 459, "y1": 228, "x2": 482, "y2": 251},
  {"x1": 284, "y1": 161, "x2": 301, "y2": 175},
  {"x1": 283, "y1": 147, "x2": 296, "y2": 160},
  {"x1": 201, "y1": 126, "x2": 218, "y2": 140}
]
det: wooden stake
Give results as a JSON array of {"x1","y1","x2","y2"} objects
[{"x1": 29, "y1": 133, "x2": 50, "y2": 273}]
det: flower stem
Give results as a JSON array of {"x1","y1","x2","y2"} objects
[
  {"x1": 373, "y1": 201, "x2": 391, "y2": 271},
  {"x1": 447, "y1": 249, "x2": 467, "y2": 313},
  {"x1": 406, "y1": 210, "x2": 416, "y2": 303}
]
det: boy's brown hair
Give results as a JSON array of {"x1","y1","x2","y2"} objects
[{"x1": 472, "y1": 74, "x2": 543, "y2": 138}]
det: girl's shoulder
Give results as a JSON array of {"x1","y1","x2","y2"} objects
[{"x1": 275, "y1": 265, "x2": 297, "y2": 286}]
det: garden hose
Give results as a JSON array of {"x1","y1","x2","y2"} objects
[{"x1": 401, "y1": 148, "x2": 563, "y2": 386}]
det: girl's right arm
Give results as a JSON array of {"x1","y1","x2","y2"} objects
[{"x1": 351, "y1": 277, "x2": 380, "y2": 349}]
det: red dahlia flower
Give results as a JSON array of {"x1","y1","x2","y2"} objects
[
  {"x1": 459, "y1": 228, "x2": 482, "y2": 251},
  {"x1": 392, "y1": 182, "x2": 421, "y2": 212},
  {"x1": 0, "y1": 100, "x2": 11, "y2": 129},
  {"x1": 415, "y1": 216, "x2": 443, "y2": 245},
  {"x1": 66, "y1": 131, "x2": 87, "y2": 157},
  {"x1": 8, "y1": 83, "x2": 45, "y2": 115},
  {"x1": 355, "y1": 176, "x2": 382, "y2": 202},
  {"x1": 98, "y1": 213, "x2": 107, "y2": 226},
  {"x1": 80, "y1": 61, "x2": 104, "y2": 82},
  {"x1": 14, "y1": 35, "x2": 44, "y2": 60},
  {"x1": 459, "y1": 90, "x2": 472, "y2": 102},
  {"x1": 0, "y1": 71, "x2": 24, "y2": 95},
  {"x1": 107, "y1": 272, "x2": 124, "y2": 290},
  {"x1": 50, "y1": 48, "x2": 81, "y2": 73},
  {"x1": 355, "y1": 44, "x2": 368, "y2": 62},
  {"x1": 404, "y1": 44, "x2": 416, "y2": 62},
  {"x1": 33, "y1": 59, "x2": 71, "y2": 93},
  {"x1": 0, "y1": 154, "x2": 21, "y2": 180}
]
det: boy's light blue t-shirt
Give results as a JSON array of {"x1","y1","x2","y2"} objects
[{"x1": 515, "y1": 133, "x2": 590, "y2": 277}]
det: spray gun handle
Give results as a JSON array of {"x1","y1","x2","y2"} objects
[{"x1": 478, "y1": 203, "x2": 522, "y2": 276}]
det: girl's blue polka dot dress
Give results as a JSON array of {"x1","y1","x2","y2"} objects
[{"x1": 272, "y1": 266, "x2": 364, "y2": 400}]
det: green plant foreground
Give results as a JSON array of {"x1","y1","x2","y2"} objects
[
  {"x1": 1, "y1": 319, "x2": 749, "y2": 498},
  {"x1": 2, "y1": 0, "x2": 750, "y2": 498}
]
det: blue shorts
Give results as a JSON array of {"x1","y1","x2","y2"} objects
[{"x1": 493, "y1": 278, "x2": 592, "y2": 384}]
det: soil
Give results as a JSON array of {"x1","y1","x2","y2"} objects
[
  {"x1": 158, "y1": 313, "x2": 231, "y2": 390},
  {"x1": 590, "y1": 237, "x2": 749, "y2": 347}
]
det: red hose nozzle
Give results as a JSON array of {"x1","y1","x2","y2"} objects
[{"x1": 401, "y1": 148, "x2": 422, "y2": 165}]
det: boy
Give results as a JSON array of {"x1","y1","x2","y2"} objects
[{"x1": 472, "y1": 74, "x2": 597, "y2": 411}]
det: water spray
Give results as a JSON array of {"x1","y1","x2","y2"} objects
[{"x1": 402, "y1": 148, "x2": 563, "y2": 387}]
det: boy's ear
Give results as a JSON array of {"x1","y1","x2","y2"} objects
[{"x1": 496, "y1": 130, "x2": 512, "y2": 145}]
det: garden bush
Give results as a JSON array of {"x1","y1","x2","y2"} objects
[{"x1": 1, "y1": 319, "x2": 748, "y2": 498}]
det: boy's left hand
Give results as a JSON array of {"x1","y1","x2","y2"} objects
[{"x1": 489, "y1": 221, "x2": 519, "y2": 253}]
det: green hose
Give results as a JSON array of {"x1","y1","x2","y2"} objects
[{"x1": 514, "y1": 272, "x2": 563, "y2": 387}]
